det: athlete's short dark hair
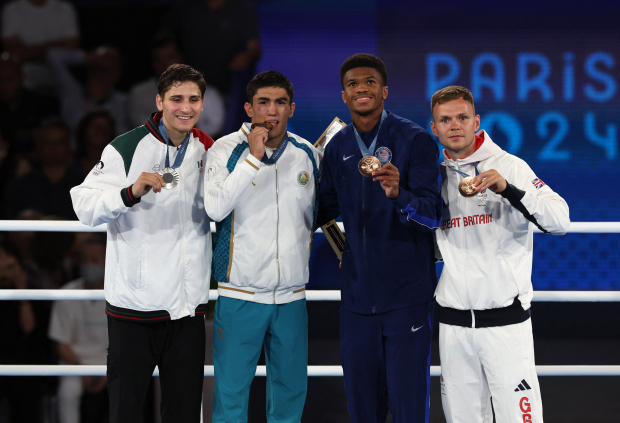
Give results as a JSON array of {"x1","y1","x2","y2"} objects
[
  {"x1": 158, "y1": 64, "x2": 206, "y2": 98},
  {"x1": 246, "y1": 70, "x2": 294, "y2": 104},
  {"x1": 340, "y1": 53, "x2": 388, "y2": 89},
  {"x1": 431, "y1": 85, "x2": 476, "y2": 117}
]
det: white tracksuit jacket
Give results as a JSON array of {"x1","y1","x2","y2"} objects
[
  {"x1": 435, "y1": 130, "x2": 570, "y2": 314},
  {"x1": 204, "y1": 123, "x2": 321, "y2": 305},
  {"x1": 70, "y1": 114, "x2": 213, "y2": 321}
]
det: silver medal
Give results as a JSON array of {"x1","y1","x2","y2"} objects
[{"x1": 158, "y1": 167, "x2": 180, "y2": 190}]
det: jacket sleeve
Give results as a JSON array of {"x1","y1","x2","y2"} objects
[
  {"x1": 499, "y1": 158, "x2": 570, "y2": 235},
  {"x1": 204, "y1": 144, "x2": 262, "y2": 222},
  {"x1": 70, "y1": 145, "x2": 136, "y2": 227},
  {"x1": 390, "y1": 131, "x2": 443, "y2": 232},
  {"x1": 316, "y1": 149, "x2": 340, "y2": 228}
]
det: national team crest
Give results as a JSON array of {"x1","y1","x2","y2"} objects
[{"x1": 297, "y1": 171, "x2": 309, "y2": 187}]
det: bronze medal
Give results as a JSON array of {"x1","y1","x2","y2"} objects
[
  {"x1": 358, "y1": 156, "x2": 381, "y2": 177},
  {"x1": 458, "y1": 176, "x2": 478, "y2": 197},
  {"x1": 250, "y1": 122, "x2": 273, "y2": 131}
]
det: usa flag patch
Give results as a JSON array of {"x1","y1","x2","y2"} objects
[{"x1": 532, "y1": 178, "x2": 545, "y2": 189}]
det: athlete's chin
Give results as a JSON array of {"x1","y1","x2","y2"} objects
[{"x1": 352, "y1": 107, "x2": 376, "y2": 117}]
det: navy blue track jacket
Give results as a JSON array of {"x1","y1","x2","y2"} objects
[{"x1": 317, "y1": 111, "x2": 442, "y2": 315}]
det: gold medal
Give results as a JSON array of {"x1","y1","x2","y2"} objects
[
  {"x1": 458, "y1": 176, "x2": 478, "y2": 197},
  {"x1": 251, "y1": 122, "x2": 273, "y2": 131},
  {"x1": 158, "y1": 167, "x2": 180, "y2": 190},
  {"x1": 358, "y1": 156, "x2": 381, "y2": 177}
]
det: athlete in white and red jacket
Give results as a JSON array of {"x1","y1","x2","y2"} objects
[{"x1": 430, "y1": 86, "x2": 570, "y2": 423}]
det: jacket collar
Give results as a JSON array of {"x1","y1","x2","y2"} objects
[
  {"x1": 146, "y1": 112, "x2": 166, "y2": 144},
  {"x1": 443, "y1": 130, "x2": 503, "y2": 166}
]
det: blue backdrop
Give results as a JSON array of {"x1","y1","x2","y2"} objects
[{"x1": 254, "y1": 0, "x2": 620, "y2": 291}]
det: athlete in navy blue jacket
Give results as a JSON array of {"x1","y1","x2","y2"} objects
[{"x1": 317, "y1": 54, "x2": 442, "y2": 423}]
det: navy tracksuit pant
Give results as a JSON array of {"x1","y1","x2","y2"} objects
[{"x1": 340, "y1": 301, "x2": 434, "y2": 423}]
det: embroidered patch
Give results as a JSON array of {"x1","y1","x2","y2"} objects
[
  {"x1": 206, "y1": 165, "x2": 216, "y2": 180},
  {"x1": 152, "y1": 164, "x2": 160, "y2": 172},
  {"x1": 297, "y1": 171, "x2": 309, "y2": 187},
  {"x1": 92, "y1": 161, "x2": 105, "y2": 176},
  {"x1": 532, "y1": 177, "x2": 545, "y2": 189}
]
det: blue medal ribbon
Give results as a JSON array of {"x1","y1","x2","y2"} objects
[
  {"x1": 353, "y1": 110, "x2": 387, "y2": 157},
  {"x1": 249, "y1": 126, "x2": 289, "y2": 165},
  {"x1": 159, "y1": 119, "x2": 190, "y2": 169},
  {"x1": 446, "y1": 162, "x2": 480, "y2": 178}
]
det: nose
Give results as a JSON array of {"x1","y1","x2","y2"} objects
[
  {"x1": 267, "y1": 101, "x2": 277, "y2": 115},
  {"x1": 450, "y1": 118, "x2": 460, "y2": 129},
  {"x1": 180, "y1": 99, "x2": 191, "y2": 112}
]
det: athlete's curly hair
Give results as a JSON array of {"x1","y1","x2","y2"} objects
[
  {"x1": 158, "y1": 64, "x2": 206, "y2": 98},
  {"x1": 340, "y1": 53, "x2": 388, "y2": 89}
]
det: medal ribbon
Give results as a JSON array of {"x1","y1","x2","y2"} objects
[
  {"x1": 353, "y1": 110, "x2": 387, "y2": 157},
  {"x1": 446, "y1": 162, "x2": 481, "y2": 178},
  {"x1": 159, "y1": 119, "x2": 191, "y2": 169},
  {"x1": 249, "y1": 127, "x2": 289, "y2": 165}
]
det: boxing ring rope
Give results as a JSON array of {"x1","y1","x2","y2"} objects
[
  {"x1": 0, "y1": 220, "x2": 618, "y2": 377},
  {"x1": 0, "y1": 220, "x2": 619, "y2": 234}
]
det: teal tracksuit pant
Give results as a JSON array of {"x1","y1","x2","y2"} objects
[{"x1": 212, "y1": 296, "x2": 308, "y2": 423}]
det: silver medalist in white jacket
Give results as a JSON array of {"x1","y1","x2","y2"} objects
[
  {"x1": 435, "y1": 130, "x2": 570, "y2": 313},
  {"x1": 70, "y1": 115, "x2": 213, "y2": 320},
  {"x1": 205, "y1": 123, "x2": 321, "y2": 305}
]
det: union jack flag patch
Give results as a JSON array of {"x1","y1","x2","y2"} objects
[{"x1": 532, "y1": 178, "x2": 545, "y2": 189}]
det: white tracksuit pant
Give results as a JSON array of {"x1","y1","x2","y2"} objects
[{"x1": 439, "y1": 319, "x2": 543, "y2": 423}]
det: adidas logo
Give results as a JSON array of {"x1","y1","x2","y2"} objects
[{"x1": 514, "y1": 379, "x2": 532, "y2": 392}]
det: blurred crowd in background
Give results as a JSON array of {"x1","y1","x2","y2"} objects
[{"x1": 0, "y1": 0, "x2": 260, "y2": 421}]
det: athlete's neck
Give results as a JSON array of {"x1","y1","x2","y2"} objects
[
  {"x1": 351, "y1": 106, "x2": 383, "y2": 133},
  {"x1": 162, "y1": 117, "x2": 187, "y2": 147},
  {"x1": 265, "y1": 130, "x2": 287, "y2": 149}
]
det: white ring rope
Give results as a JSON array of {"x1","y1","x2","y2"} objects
[
  {"x1": 1, "y1": 365, "x2": 619, "y2": 377},
  {"x1": 0, "y1": 289, "x2": 619, "y2": 302},
  {"x1": 0, "y1": 220, "x2": 618, "y2": 234},
  {"x1": 1, "y1": 218, "x2": 617, "y2": 378}
]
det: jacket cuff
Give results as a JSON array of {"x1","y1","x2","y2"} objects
[
  {"x1": 499, "y1": 182, "x2": 525, "y2": 206},
  {"x1": 244, "y1": 154, "x2": 263, "y2": 172},
  {"x1": 120, "y1": 185, "x2": 141, "y2": 208},
  {"x1": 390, "y1": 185, "x2": 410, "y2": 211}
]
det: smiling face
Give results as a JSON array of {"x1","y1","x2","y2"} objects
[
  {"x1": 156, "y1": 81, "x2": 204, "y2": 144},
  {"x1": 430, "y1": 98, "x2": 480, "y2": 160},
  {"x1": 244, "y1": 86, "x2": 295, "y2": 143},
  {"x1": 341, "y1": 67, "x2": 388, "y2": 118}
]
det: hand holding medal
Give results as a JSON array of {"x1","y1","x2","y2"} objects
[{"x1": 248, "y1": 122, "x2": 272, "y2": 161}]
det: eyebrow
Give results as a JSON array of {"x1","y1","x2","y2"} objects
[
  {"x1": 257, "y1": 96, "x2": 289, "y2": 102},
  {"x1": 345, "y1": 76, "x2": 377, "y2": 84}
]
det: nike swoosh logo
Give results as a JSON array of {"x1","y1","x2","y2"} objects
[
  {"x1": 411, "y1": 325, "x2": 424, "y2": 333},
  {"x1": 343, "y1": 155, "x2": 354, "y2": 161}
]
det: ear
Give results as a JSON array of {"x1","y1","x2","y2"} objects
[
  {"x1": 474, "y1": 114, "x2": 481, "y2": 132},
  {"x1": 430, "y1": 120, "x2": 438, "y2": 137},
  {"x1": 244, "y1": 102, "x2": 253, "y2": 118},
  {"x1": 156, "y1": 94, "x2": 163, "y2": 112},
  {"x1": 289, "y1": 102, "x2": 295, "y2": 117},
  {"x1": 342, "y1": 91, "x2": 346, "y2": 103},
  {"x1": 382, "y1": 85, "x2": 388, "y2": 100}
]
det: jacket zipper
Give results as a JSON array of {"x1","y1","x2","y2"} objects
[
  {"x1": 177, "y1": 147, "x2": 188, "y2": 315},
  {"x1": 457, "y1": 161, "x2": 475, "y2": 328},
  {"x1": 362, "y1": 175, "x2": 374, "y2": 313},
  {"x1": 274, "y1": 161, "x2": 281, "y2": 304}
]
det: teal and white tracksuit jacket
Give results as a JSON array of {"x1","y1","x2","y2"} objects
[{"x1": 204, "y1": 123, "x2": 321, "y2": 304}]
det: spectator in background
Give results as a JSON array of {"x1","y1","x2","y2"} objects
[
  {"x1": 47, "y1": 46, "x2": 129, "y2": 135},
  {"x1": 167, "y1": 0, "x2": 261, "y2": 133},
  {"x1": 75, "y1": 110, "x2": 115, "y2": 175},
  {"x1": 128, "y1": 35, "x2": 225, "y2": 138},
  {"x1": 1, "y1": 0, "x2": 79, "y2": 95},
  {"x1": 0, "y1": 52, "x2": 59, "y2": 153},
  {"x1": 49, "y1": 235, "x2": 108, "y2": 423},
  {"x1": 0, "y1": 239, "x2": 53, "y2": 423},
  {"x1": 6, "y1": 119, "x2": 84, "y2": 219}
]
